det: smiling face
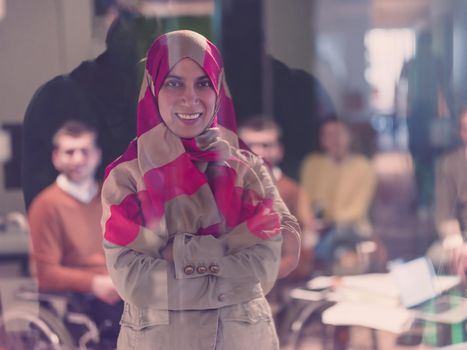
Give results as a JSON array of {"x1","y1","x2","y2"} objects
[
  {"x1": 52, "y1": 133, "x2": 101, "y2": 184},
  {"x1": 157, "y1": 58, "x2": 217, "y2": 138}
]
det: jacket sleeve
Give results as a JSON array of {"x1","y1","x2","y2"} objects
[
  {"x1": 104, "y1": 230, "x2": 281, "y2": 309},
  {"x1": 171, "y1": 153, "x2": 300, "y2": 291},
  {"x1": 104, "y1": 228, "x2": 281, "y2": 309}
]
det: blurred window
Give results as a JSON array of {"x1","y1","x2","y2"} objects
[{"x1": 365, "y1": 29, "x2": 415, "y2": 113}]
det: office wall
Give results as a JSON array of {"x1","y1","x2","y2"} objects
[
  {"x1": 264, "y1": 0, "x2": 370, "y2": 116},
  {"x1": 263, "y1": 0, "x2": 313, "y2": 73}
]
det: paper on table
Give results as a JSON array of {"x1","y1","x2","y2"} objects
[
  {"x1": 432, "y1": 275, "x2": 461, "y2": 294},
  {"x1": 332, "y1": 273, "x2": 400, "y2": 306},
  {"x1": 336, "y1": 273, "x2": 459, "y2": 300},
  {"x1": 322, "y1": 301, "x2": 414, "y2": 334},
  {"x1": 339, "y1": 273, "x2": 399, "y2": 298}
]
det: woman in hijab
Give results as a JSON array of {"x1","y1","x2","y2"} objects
[{"x1": 101, "y1": 30, "x2": 301, "y2": 350}]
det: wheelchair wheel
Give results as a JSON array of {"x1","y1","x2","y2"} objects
[{"x1": 1, "y1": 303, "x2": 75, "y2": 350}]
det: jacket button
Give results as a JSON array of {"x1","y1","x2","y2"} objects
[
  {"x1": 209, "y1": 264, "x2": 220, "y2": 274},
  {"x1": 184, "y1": 265, "x2": 195, "y2": 275},
  {"x1": 196, "y1": 265, "x2": 207, "y2": 274},
  {"x1": 217, "y1": 293, "x2": 226, "y2": 302}
]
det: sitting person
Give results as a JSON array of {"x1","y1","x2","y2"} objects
[
  {"x1": 239, "y1": 116, "x2": 313, "y2": 280},
  {"x1": 28, "y1": 120, "x2": 122, "y2": 347},
  {"x1": 299, "y1": 118, "x2": 377, "y2": 273},
  {"x1": 431, "y1": 108, "x2": 467, "y2": 280}
]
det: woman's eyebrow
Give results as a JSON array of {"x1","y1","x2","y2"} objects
[
  {"x1": 165, "y1": 74, "x2": 182, "y2": 80},
  {"x1": 164, "y1": 74, "x2": 209, "y2": 80}
]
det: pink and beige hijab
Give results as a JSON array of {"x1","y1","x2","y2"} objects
[{"x1": 102, "y1": 31, "x2": 299, "y2": 268}]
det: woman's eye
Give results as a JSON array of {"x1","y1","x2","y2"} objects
[
  {"x1": 165, "y1": 80, "x2": 181, "y2": 88},
  {"x1": 197, "y1": 80, "x2": 212, "y2": 88}
]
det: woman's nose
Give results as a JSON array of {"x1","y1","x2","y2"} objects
[{"x1": 182, "y1": 85, "x2": 199, "y2": 104}]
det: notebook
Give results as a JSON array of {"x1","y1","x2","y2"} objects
[{"x1": 389, "y1": 257, "x2": 466, "y2": 321}]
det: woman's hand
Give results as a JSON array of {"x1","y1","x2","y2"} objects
[
  {"x1": 91, "y1": 275, "x2": 121, "y2": 305},
  {"x1": 162, "y1": 240, "x2": 174, "y2": 262}
]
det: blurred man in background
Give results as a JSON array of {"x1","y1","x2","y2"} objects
[
  {"x1": 28, "y1": 121, "x2": 122, "y2": 347},
  {"x1": 239, "y1": 116, "x2": 312, "y2": 280},
  {"x1": 433, "y1": 108, "x2": 467, "y2": 280}
]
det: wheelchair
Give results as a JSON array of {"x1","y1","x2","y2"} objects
[
  {"x1": 276, "y1": 237, "x2": 386, "y2": 349},
  {"x1": 1, "y1": 283, "x2": 118, "y2": 350}
]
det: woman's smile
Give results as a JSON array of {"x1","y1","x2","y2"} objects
[{"x1": 175, "y1": 112, "x2": 202, "y2": 121}]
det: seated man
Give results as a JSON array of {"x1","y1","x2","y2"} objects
[
  {"x1": 28, "y1": 120, "x2": 122, "y2": 346},
  {"x1": 432, "y1": 108, "x2": 467, "y2": 280},
  {"x1": 239, "y1": 116, "x2": 312, "y2": 280},
  {"x1": 299, "y1": 118, "x2": 377, "y2": 272}
]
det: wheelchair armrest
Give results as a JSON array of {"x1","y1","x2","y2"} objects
[{"x1": 15, "y1": 286, "x2": 72, "y2": 304}]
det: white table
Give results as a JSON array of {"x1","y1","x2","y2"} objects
[{"x1": 283, "y1": 273, "x2": 466, "y2": 350}]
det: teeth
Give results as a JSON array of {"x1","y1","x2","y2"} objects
[{"x1": 177, "y1": 113, "x2": 201, "y2": 120}]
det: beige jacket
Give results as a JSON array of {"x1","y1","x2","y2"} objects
[
  {"x1": 105, "y1": 230, "x2": 282, "y2": 349},
  {"x1": 103, "y1": 151, "x2": 300, "y2": 349}
]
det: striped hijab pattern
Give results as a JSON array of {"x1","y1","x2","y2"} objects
[{"x1": 102, "y1": 30, "x2": 284, "y2": 254}]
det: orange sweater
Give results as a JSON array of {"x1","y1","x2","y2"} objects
[{"x1": 28, "y1": 183, "x2": 107, "y2": 293}]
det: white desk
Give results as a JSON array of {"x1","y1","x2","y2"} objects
[
  {"x1": 321, "y1": 273, "x2": 466, "y2": 329},
  {"x1": 284, "y1": 273, "x2": 466, "y2": 350}
]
